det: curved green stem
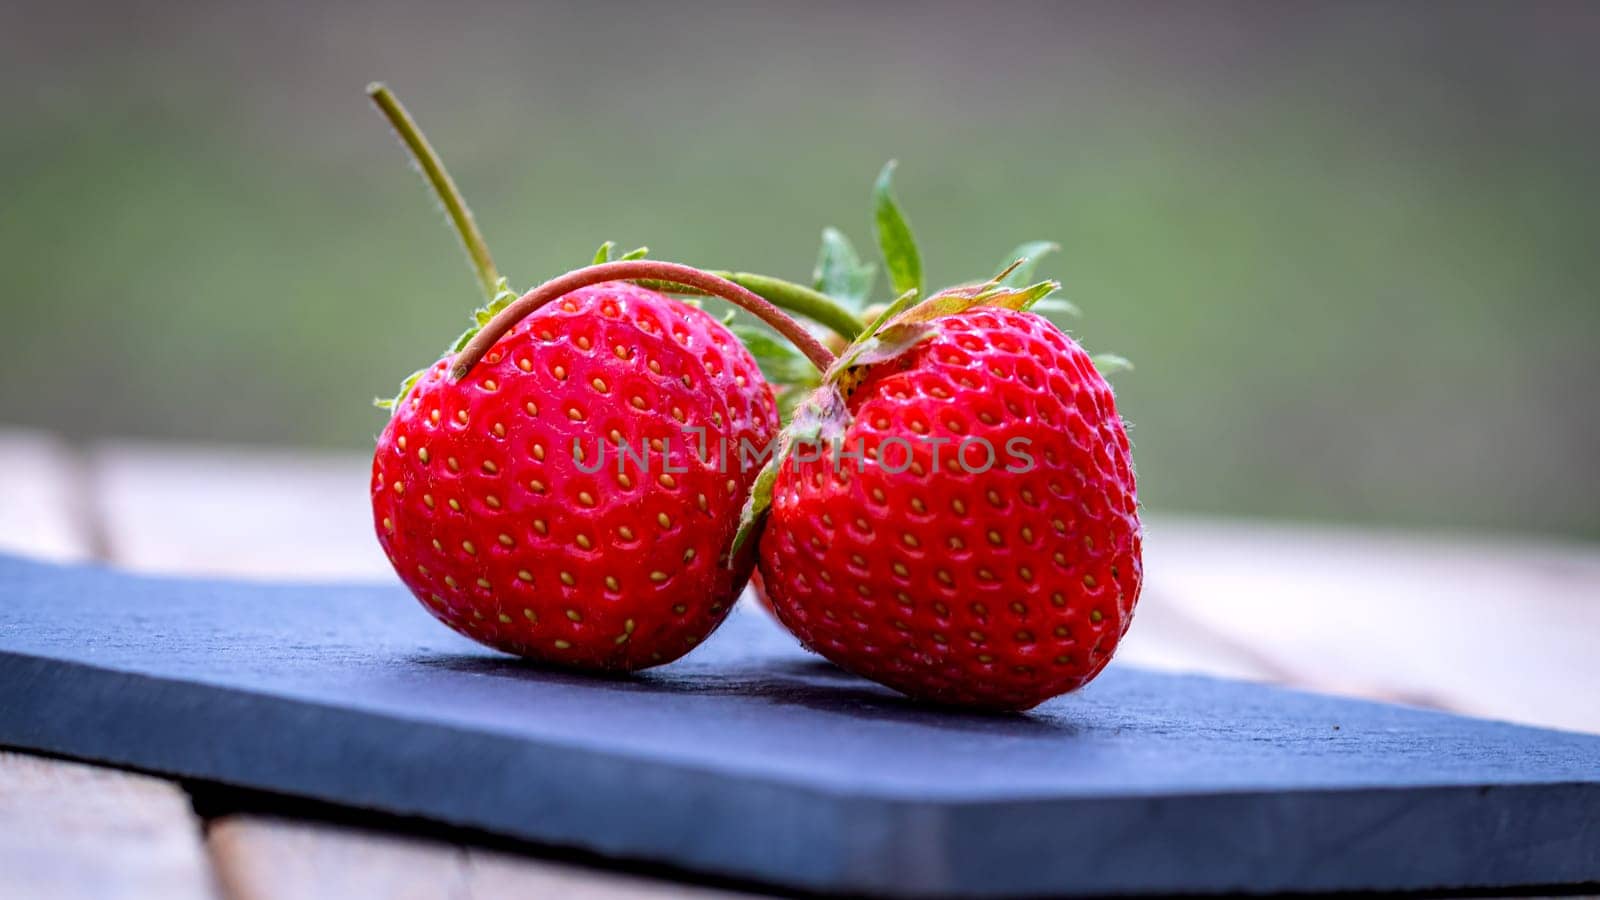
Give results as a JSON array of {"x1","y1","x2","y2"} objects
[
  {"x1": 635, "y1": 271, "x2": 864, "y2": 340},
  {"x1": 713, "y1": 272, "x2": 864, "y2": 340},
  {"x1": 367, "y1": 83, "x2": 503, "y2": 302},
  {"x1": 454, "y1": 261, "x2": 837, "y2": 380}
]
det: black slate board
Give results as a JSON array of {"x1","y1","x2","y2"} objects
[{"x1": 0, "y1": 554, "x2": 1597, "y2": 897}]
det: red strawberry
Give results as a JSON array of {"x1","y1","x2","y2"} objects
[
  {"x1": 744, "y1": 280, "x2": 1142, "y2": 710},
  {"x1": 373, "y1": 278, "x2": 779, "y2": 669},
  {"x1": 361, "y1": 86, "x2": 838, "y2": 670}
]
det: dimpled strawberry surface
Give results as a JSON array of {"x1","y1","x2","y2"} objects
[{"x1": 373, "y1": 282, "x2": 777, "y2": 670}]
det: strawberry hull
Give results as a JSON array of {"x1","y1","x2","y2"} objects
[
  {"x1": 373, "y1": 282, "x2": 777, "y2": 670},
  {"x1": 759, "y1": 307, "x2": 1142, "y2": 710}
]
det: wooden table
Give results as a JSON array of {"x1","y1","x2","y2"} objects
[{"x1": 2, "y1": 427, "x2": 1597, "y2": 898}]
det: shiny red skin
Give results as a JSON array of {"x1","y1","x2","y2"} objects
[
  {"x1": 372, "y1": 282, "x2": 778, "y2": 670},
  {"x1": 757, "y1": 307, "x2": 1141, "y2": 710}
]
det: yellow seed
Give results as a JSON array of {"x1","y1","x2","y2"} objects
[
  {"x1": 553, "y1": 365, "x2": 567, "y2": 380},
  {"x1": 605, "y1": 576, "x2": 619, "y2": 591},
  {"x1": 1083, "y1": 574, "x2": 1098, "y2": 588},
  {"x1": 619, "y1": 526, "x2": 635, "y2": 540},
  {"x1": 568, "y1": 408, "x2": 583, "y2": 421},
  {"x1": 498, "y1": 613, "x2": 511, "y2": 623},
  {"x1": 576, "y1": 534, "x2": 592, "y2": 550},
  {"x1": 518, "y1": 358, "x2": 532, "y2": 372},
  {"x1": 697, "y1": 493, "x2": 708, "y2": 511},
  {"x1": 566, "y1": 609, "x2": 582, "y2": 622},
  {"x1": 657, "y1": 513, "x2": 671, "y2": 528},
  {"x1": 477, "y1": 578, "x2": 492, "y2": 589},
  {"x1": 431, "y1": 539, "x2": 443, "y2": 552},
  {"x1": 423, "y1": 494, "x2": 435, "y2": 509},
  {"x1": 485, "y1": 494, "x2": 500, "y2": 509},
  {"x1": 430, "y1": 410, "x2": 440, "y2": 424},
  {"x1": 649, "y1": 360, "x2": 662, "y2": 374},
  {"x1": 461, "y1": 541, "x2": 476, "y2": 555},
  {"x1": 517, "y1": 570, "x2": 533, "y2": 582},
  {"x1": 591, "y1": 377, "x2": 608, "y2": 392},
  {"x1": 444, "y1": 576, "x2": 458, "y2": 589},
  {"x1": 650, "y1": 571, "x2": 668, "y2": 583},
  {"x1": 1090, "y1": 609, "x2": 1104, "y2": 623},
  {"x1": 417, "y1": 447, "x2": 430, "y2": 463},
  {"x1": 893, "y1": 563, "x2": 909, "y2": 577},
  {"x1": 658, "y1": 473, "x2": 676, "y2": 489},
  {"x1": 936, "y1": 570, "x2": 953, "y2": 584},
  {"x1": 615, "y1": 344, "x2": 629, "y2": 358},
  {"x1": 448, "y1": 498, "x2": 461, "y2": 512},
  {"x1": 523, "y1": 608, "x2": 536, "y2": 620},
  {"x1": 447, "y1": 457, "x2": 460, "y2": 472},
  {"x1": 525, "y1": 401, "x2": 539, "y2": 415},
  {"x1": 952, "y1": 499, "x2": 967, "y2": 514},
  {"x1": 397, "y1": 436, "x2": 407, "y2": 450},
  {"x1": 577, "y1": 491, "x2": 595, "y2": 507},
  {"x1": 554, "y1": 640, "x2": 572, "y2": 650},
  {"x1": 618, "y1": 473, "x2": 633, "y2": 488},
  {"x1": 493, "y1": 423, "x2": 506, "y2": 438},
  {"x1": 902, "y1": 533, "x2": 919, "y2": 548},
  {"x1": 382, "y1": 517, "x2": 393, "y2": 531},
  {"x1": 625, "y1": 618, "x2": 636, "y2": 633},
  {"x1": 416, "y1": 564, "x2": 429, "y2": 576},
  {"x1": 673, "y1": 604, "x2": 687, "y2": 614},
  {"x1": 559, "y1": 571, "x2": 575, "y2": 586},
  {"x1": 391, "y1": 481, "x2": 404, "y2": 494},
  {"x1": 498, "y1": 533, "x2": 513, "y2": 547},
  {"x1": 482, "y1": 460, "x2": 498, "y2": 474},
  {"x1": 683, "y1": 548, "x2": 695, "y2": 562},
  {"x1": 457, "y1": 410, "x2": 469, "y2": 424}
]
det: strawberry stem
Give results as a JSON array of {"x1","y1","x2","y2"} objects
[
  {"x1": 367, "y1": 83, "x2": 504, "y2": 303},
  {"x1": 711, "y1": 272, "x2": 864, "y2": 340},
  {"x1": 453, "y1": 261, "x2": 837, "y2": 380}
]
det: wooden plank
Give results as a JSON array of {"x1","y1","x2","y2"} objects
[
  {"x1": 0, "y1": 429, "x2": 93, "y2": 562},
  {"x1": 210, "y1": 817, "x2": 755, "y2": 900},
  {"x1": 91, "y1": 441, "x2": 389, "y2": 580},
  {"x1": 0, "y1": 428, "x2": 219, "y2": 900},
  {"x1": 0, "y1": 752, "x2": 217, "y2": 900},
  {"x1": 1146, "y1": 514, "x2": 1600, "y2": 734}
]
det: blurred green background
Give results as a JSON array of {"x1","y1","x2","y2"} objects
[{"x1": 2, "y1": 1, "x2": 1596, "y2": 538}]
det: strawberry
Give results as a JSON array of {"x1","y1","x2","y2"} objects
[
  {"x1": 735, "y1": 164, "x2": 1141, "y2": 709},
  {"x1": 362, "y1": 86, "x2": 836, "y2": 670},
  {"x1": 372, "y1": 277, "x2": 779, "y2": 669}
]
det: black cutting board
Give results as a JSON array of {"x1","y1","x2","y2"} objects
[{"x1": 0, "y1": 554, "x2": 1596, "y2": 897}]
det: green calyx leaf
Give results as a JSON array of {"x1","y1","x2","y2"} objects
[
  {"x1": 1091, "y1": 353, "x2": 1134, "y2": 376},
  {"x1": 873, "y1": 161, "x2": 923, "y2": 301},
  {"x1": 730, "y1": 325, "x2": 817, "y2": 385},
  {"x1": 728, "y1": 385, "x2": 850, "y2": 565},
  {"x1": 812, "y1": 227, "x2": 876, "y2": 312},
  {"x1": 994, "y1": 241, "x2": 1060, "y2": 288},
  {"x1": 375, "y1": 366, "x2": 427, "y2": 411},
  {"x1": 381, "y1": 275, "x2": 521, "y2": 415},
  {"x1": 592, "y1": 241, "x2": 615, "y2": 264}
]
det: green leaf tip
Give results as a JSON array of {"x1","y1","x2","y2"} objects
[
  {"x1": 1092, "y1": 353, "x2": 1134, "y2": 376},
  {"x1": 592, "y1": 241, "x2": 615, "y2": 264},
  {"x1": 995, "y1": 241, "x2": 1060, "y2": 288},
  {"x1": 619, "y1": 246, "x2": 649, "y2": 261},
  {"x1": 873, "y1": 161, "x2": 923, "y2": 302},
  {"x1": 812, "y1": 227, "x2": 876, "y2": 312}
]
